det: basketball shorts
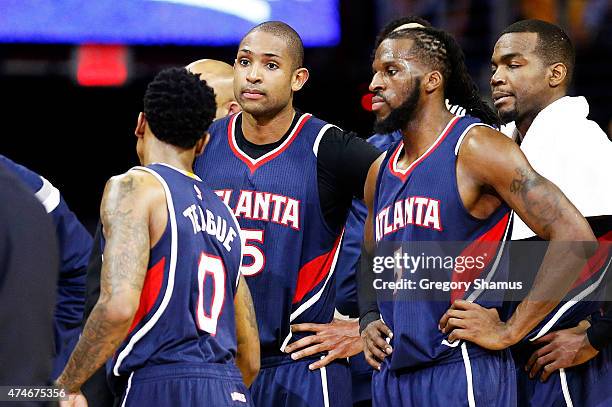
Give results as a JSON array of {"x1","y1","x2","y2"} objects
[
  {"x1": 372, "y1": 343, "x2": 516, "y2": 407},
  {"x1": 250, "y1": 356, "x2": 352, "y2": 407},
  {"x1": 515, "y1": 342, "x2": 612, "y2": 407},
  {"x1": 114, "y1": 362, "x2": 252, "y2": 407}
]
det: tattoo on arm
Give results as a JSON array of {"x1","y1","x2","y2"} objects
[
  {"x1": 510, "y1": 167, "x2": 563, "y2": 235},
  {"x1": 57, "y1": 173, "x2": 151, "y2": 392},
  {"x1": 244, "y1": 289, "x2": 258, "y2": 334},
  {"x1": 236, "y1": 278, "x2": 259, "y2": 345},
  {"x1": 57, "y1": 303, "x2": 126, "y2": 392}
]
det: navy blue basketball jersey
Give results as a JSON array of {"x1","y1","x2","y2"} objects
[
  {"x1": 108, "y1": 163, "x2": 243, "y2": 380},
  {"x1": 512, "y1": 231, "x2": 612, "y2": 345},
  {"x1": 373, "y1": 115, "x2": 513, "y2": 370},
  {"x1": 194, "y1": 112, "x2": 343, "y2": 364}
]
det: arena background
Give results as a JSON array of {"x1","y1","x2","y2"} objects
[{"x1": 1, "y1": 0, "x2": 610, "y2": 231}]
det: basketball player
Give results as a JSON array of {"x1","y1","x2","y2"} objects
[
  {"x1": 360, "y1": 26, "x2": 596, "y2": 406},
  {"x1": 80, "y1": 59, "x2": 244, "y2": 406},
  {"x1": 194, "y1": 21, "x2": 382, "y2": 407},
  {"x1": 0, "y1": 155, "x2": 92, "y2": 379},
  {"x1": 56, "y1": 68, "x2": 259, "y2": 406},
  {"x1": 186, "y1": 59, "x2": 241, "y2": 118},
  {"x1": 489, "y1": 20, "x2": 612, "y2": 406},
  {"x1": 335, "y1": 16, "x2": 462, "y2": 407}
]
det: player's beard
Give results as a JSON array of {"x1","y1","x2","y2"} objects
[
  {"x1": 498, "y1": 108, "x2": 518, "y2": 125},
  {"x1": 373, "y1": 78, "x2": 421, "y2": 135}
]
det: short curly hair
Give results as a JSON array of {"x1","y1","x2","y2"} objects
[{"x1": 144, "y1": 67, "x2": 216, "y2": 149}]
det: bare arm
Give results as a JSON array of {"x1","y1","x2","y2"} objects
[
  {"x1": 440, "y1": 127, "x2": 597, "y2": 348},
  {"x1": 56, "y1": 172, "x2": 153, "y2": 393},
  {"x1": 234, "y1": 275, "x2": 260, "y2": 387}
]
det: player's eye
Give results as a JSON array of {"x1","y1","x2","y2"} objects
[
  {"x1": 490, "y1": 65, "x2": 497, "y2": 74},
  {"x1": 508, "y1": 63, "x2": 520, "y2": 69},
  {"x1": 266, "y1": 62, "x2": 279, "y2": 70},
  {"x1": 238, "y1": 59, "x2": 250, "y2": 67},
  {"x1": 386, "y1": 68, "x2": 398, "y2": 76}
]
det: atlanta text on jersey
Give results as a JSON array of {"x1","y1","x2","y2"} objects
[
  {"x1": 215, "y1": 189, "x2": 300, "y2": 230},
  {"x1": 375, "y1": 196, "x2": 442, "y2": 241}
]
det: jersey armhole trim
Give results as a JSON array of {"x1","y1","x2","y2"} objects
[
  {"x1": 312, "y1": 124, "x2": 341, "y2": 157},
  {"x1": 454, "y1": 123, "x2": 495, "y2": 156}
]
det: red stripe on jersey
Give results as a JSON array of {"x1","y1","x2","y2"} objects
[
  {"x1": 292, "y1": 234, "x2": 343, "y2": 304},
  {"x1": 389, "y1": 116, "x2": 461, "y2": 182},
  {"x1": 128, "y1": 257, "x2": 166, "y2": 333},
  {"x1": 450, "y1": 213, "x2": 510, "y2": 303},
  {"x1": 228, "y1": 113, "x2": 312, "y2": 174},
  {"x1": 570, "y1": 231, "x2": 612, "y2": 290}
]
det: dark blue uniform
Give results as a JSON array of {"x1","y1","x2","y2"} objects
[
  {"x1": 0, "y1": 162, "x2": 59, "y2": 394},
  {"x1": 371, "y1": 116, "x2": 515, "y2": 406},
  {"x1": 109, "y1": 164, "x2": 251, "y2": 407},
  {"x1": 0, "y1": 154, "x2": 92, "y2": 379},
  {"x1": 509, "y1": 223, "x2": 612, "y2": 407},
  {"x1": 336, "y1": 130, "x2": 401, "y2": 405},
  {"x1": 195, "y1": 112, "x2": 351, "y2": 407}
]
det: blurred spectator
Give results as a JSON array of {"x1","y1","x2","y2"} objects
[
  {"x1": 0, "y1": 155, "x2": 92, "y2": 380},
  {"x1": 0, "y1": 162, "x2": 58, "y2": 399}
]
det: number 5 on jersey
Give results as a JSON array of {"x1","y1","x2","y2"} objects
[{"x1": 240, "y1": 229, "x2": 265, "y2": 276}]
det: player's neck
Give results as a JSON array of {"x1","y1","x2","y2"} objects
[
  {"x1": 400, "y1": 103, "x2": 454, "y2": 159},
  {"x1": 142, "y1": 143, "x2": 194, "y2": 173},
  {"x1": 516, "y1": 92, "x2": 565, "y2": 137},
  {"x1": 241, "y1": 104, "x2": 296, "y2": 145}
]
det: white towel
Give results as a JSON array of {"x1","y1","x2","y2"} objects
[{"x1": 500, "y1": 96, "x2": 612, "y2": 240}]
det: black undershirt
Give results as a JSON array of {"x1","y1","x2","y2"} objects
[{"x1": 235, "y1": 111, "x2": 381, "y2": 233}]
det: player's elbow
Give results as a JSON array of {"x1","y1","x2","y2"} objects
[
  {"x1": 100, "y1": 297, "x2": 138, "y2": 326},
  {"x1": 236, "y1": 355, "x2": 259, "y2": 387},
  {"x1": 550, "y1": 218, "x2": 598, "y2": 259},
  {"x1": 571, "y1": 218, "x2": 597, "y2": 244},
  {"x1": 236, "y1": 344, "x2": 260, "y2": 387},
  {"x1": 244, "y1": 357, "x2": 260, "y2": 387}
]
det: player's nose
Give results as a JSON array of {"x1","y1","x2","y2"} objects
[
  {"x1": 369, "y1": 72, "x2": 384, "y2": 93},
  {"x1": 490, "y1": 67, "x2": 506, "y2": 87},
  {"x1": 246, "y1": 63, "x2": 262, "y2": 83}
]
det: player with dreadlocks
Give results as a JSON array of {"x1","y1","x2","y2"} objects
[{"x1": 359, "y1": 27, "x2": 596, "y2": 406}]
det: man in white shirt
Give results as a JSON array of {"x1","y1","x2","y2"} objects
[{"x1": 490, "y1": 19, "x2": 612, "y2": 407}]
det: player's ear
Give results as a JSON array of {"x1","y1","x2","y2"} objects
[
  {"x1": 135, "y1": 112, "x2": 146, "y2": 138},
  {"x1": 195, "y1": 133, "x2": 210, "y2": 156},
  {"x1": 226, "y1": 101, "x2": 242, "y2": 116},
  {"x1": 291, "y1": 67, "x2": 309, "y2": 92},
  {"x1": 548, "y1": 62, "x2": 567, "y2": 88},
  {"x1": 424, "y1": 70, "x2": 443, "y2": 94}
]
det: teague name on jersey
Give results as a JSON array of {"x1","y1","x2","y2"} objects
[
  {"x1": 215, "y1": 189, "x2": 300, "y2": 231},
  {"x1": 375, "y1": 196, "x2": 442, "y2": 242},
  {"x1": 182, "y1": 201, "x2": 238, "y2": 252}
]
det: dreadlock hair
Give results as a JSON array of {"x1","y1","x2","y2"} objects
[
  {"x1": 371, "y1": 16, "x2": 432, "y2": 62},
  {"x1": 144, "y1": 67, "x2": 216, "y2": 149},
  {"x1": 386, "y1": 27, "x2": 500, "y2": 127},
  {"x1": 374, "y1": 16, "x2": 432, "y2": 49}
]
